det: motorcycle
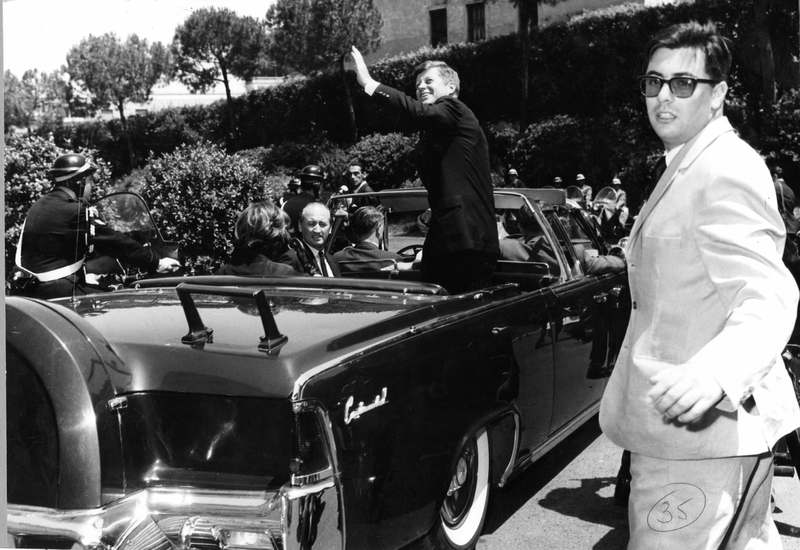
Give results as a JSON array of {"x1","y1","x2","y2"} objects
[
  {"x1": 10, "y1": 191, "x2": 183, "y2": 295},
  {"x1": 85, "y1": 191, "x2": 183, "y2": 290}
]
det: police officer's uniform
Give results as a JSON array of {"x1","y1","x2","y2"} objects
[{"x1": 15, "y1": 154, "x2": 160, "y2": 299}]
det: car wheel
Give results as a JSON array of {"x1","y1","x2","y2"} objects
[{"x1": 430, "y1": 428, "x2": 490, "y2": 550}]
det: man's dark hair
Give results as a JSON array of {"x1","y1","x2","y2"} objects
[
  {"x1": 350, "y1": 206, "x2": 384, "y2": 241},
  {"x1": 414, "y1": 60, "x2": 460, "y2": 97},
  {"x1": 644, "y1": 21, "x2": 732, "y2": 82}
]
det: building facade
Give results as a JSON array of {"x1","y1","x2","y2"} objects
[{"x1": 367, "y1": 0, "x2": 644, "y2": 62}]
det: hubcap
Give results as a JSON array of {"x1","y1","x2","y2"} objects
[{"x1": 441, "y1": 439, "x2": 478, "y2": 527}]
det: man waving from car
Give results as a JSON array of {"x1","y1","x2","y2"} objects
[{"x1": 350, "y1": 46, "x2": 498, "y2": 293}]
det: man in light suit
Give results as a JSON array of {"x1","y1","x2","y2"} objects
[
  {"x1": 350, "y1": 46, "x2": 498, "y2": 293},
  {"x1": 600, "y1": 22, "x2": 800, "y2": 549}
]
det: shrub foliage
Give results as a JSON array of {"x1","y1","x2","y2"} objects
[{"x1": 136, "y1": 142, "x2": 282, "y2": 274}]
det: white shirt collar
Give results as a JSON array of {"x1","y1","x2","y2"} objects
[{"x1": 664, "y1": 144, "x2": 684, "y2": 167}]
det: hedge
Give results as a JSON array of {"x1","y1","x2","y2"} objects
[{"x1": 27, "y1": 0, "x2": 800, "y2": 205}]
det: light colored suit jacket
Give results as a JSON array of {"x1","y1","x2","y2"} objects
[{"x1": 600, "y1": 116, "x2": 800, "y2": 459}]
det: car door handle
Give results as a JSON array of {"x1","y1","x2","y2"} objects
[
  {"x1": 491, "y1": 326, "x2": 510, "y2": 336},
  {"x1": 593, "y1": 292, "x2": 608, "y2": 303}
]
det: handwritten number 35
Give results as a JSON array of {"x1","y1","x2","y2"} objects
[
  {"x1": 647, "y1": 484, "x2": 706, "y2": 532},
  {"x1": 656, "y1": 498, "x2": 691, "y2": 524}
]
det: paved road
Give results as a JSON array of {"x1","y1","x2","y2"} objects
[{"x1": 476, "y1": 416, "x2": 800, "y2": 549}]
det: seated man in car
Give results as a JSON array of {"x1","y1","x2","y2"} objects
[
  {"x1": 333, "y1": 206, "x2": 416, "y2": 274},
  {"x1": 287, "y1": 202, "x2": 341, "y2": 277},
  {"x1": 497, "y1": 210, "x2": 559, "y2": 273}
]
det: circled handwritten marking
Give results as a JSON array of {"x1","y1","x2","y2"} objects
[{"x1": 646, "y1": 483, "x2": 706, "y2": 532}]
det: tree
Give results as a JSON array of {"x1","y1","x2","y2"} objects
[
  {"x1": 266, "y1": 0, "x2": 382, "y2": 74},
  {"x1": 171, "y1": 7, "x2": 271, "y2": 143},
  {"x1": 490, "y1": 0, "x2": 565, "y2": 127},
  {"x1": 4, "y1": 71, "x2": 32, "y2": 132},
  {"x1": 3, "y1": 69, "x2": 88, "y2": 133},
  {"x1": 748, "y1": 0, "x2": 799, "y2": 103},
  {"x1": 66, "y1": 33, "x2": 171, "y2": 169},
  {"x1": 267, "y1": 0, "x2": 382, "y2": 142}
]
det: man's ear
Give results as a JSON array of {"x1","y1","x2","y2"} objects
[{"x1": 710, "y1": 80, "x2": 728, "y2": 110}]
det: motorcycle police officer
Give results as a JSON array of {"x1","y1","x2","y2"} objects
[
  {"x1": 14, "y1": 153, "x2": 179, "y2": 299},
  {"x1": 283, "y1": 164, "x2": 326, "y2": 234}
]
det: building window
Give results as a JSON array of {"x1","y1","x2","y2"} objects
[
  {"x1": 467, "y1": 3, "x2": 486, "y2": 42},
  {"x1": 430, "y1": 8, "x2": 447, "y2": 47}
]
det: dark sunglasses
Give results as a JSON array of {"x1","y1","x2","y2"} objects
[{"x1": 638, "y1": 75, "x2": 720, "y2": 98}]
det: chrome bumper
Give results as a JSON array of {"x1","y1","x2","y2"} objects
[{"x1": 8, "y1": 480, "x2": 342, "y2": 550}]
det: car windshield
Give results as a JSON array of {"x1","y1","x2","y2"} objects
[{"x1": 93, "y1": 192, "x2": 160, "y2": 243}]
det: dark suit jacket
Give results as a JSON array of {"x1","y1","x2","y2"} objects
[
  {"x1": 333, "y1": 241, "x2": 404, "y2": 273},
  {"x1": 288, "y1": 239, "x2": 341, "y2": 277},
  {"x1": 372, "y1": 85, "x2": 498, "y2": 258}
]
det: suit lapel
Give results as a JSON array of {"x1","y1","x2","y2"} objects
[{"x1": 628, "y1": 117, "x2": 735, "y2": 250}]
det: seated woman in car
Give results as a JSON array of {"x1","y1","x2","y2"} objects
[{"x1": 217, "y1": 200, "x2": 304, "y2": 277}]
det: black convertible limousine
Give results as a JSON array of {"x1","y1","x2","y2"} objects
[{"x1": 7, "y1": 188, "x2": 628, "y2": 550}]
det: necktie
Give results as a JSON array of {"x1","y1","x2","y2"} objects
[
  {"x1": 319, "y1": 250, "x2": 330, "y2": 277},
  {"x1": 654, "y1": 155, "x2": 667, "y2": 180},
  {"x1": 643, "y1": 156, "x2": 667, "y2": 203}
]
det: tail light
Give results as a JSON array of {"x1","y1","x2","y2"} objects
[{"x1": 289, "y1": 402, "x2": 334, "y2": 486}]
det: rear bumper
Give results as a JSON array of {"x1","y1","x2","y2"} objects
[{"x1": 8, "y1": 480, "x2": 342, "y2": 550}]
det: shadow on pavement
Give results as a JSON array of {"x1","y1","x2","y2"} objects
[
  {"x1": 482, "y1": 415, "x2": 629, "y2": 549},
  {"x1": 537, "y1": 477, "x2": 628, "y2": 550}
]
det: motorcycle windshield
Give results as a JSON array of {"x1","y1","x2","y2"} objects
[{"x1": 93, "y1": 192, "x2": 161, "y2": 244}]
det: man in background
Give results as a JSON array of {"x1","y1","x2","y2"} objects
[
  {"x1": 346, "y1": 161, "x2": 375, "y2": 194},
  {"x1": 506, "y1": 168, "x2": 522, "y2": 187},
  {"x1": 577, "y1": 173, "x2": 593, "y2": 204},
  {"x1": 283, "y1": 164, "x2": 325, "y2": 234}
]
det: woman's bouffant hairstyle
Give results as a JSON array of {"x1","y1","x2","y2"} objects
[{"x1": 234, "y1": 200, "x2": 289, "y2": 256}]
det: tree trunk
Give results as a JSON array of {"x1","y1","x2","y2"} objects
[
  {"x1": 117, "y1": 99, "x2": 135, "y2": 171},
  {"x1": 518, "y1": 1, "x2": 536, "y2": 129},
  {"x1": 754, "y1": 0, "x2": 776, "y2": 105},
  {"x1": 340, "y1": 53, "x2": 358, "y2": 143},
  {"x1": 220, "y1": 62, "x2": 235, "y2": 149}
]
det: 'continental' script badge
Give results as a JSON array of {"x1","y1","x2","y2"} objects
[{"x1": 344, "y1": 387, "x2": 388, "y2": 425}]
